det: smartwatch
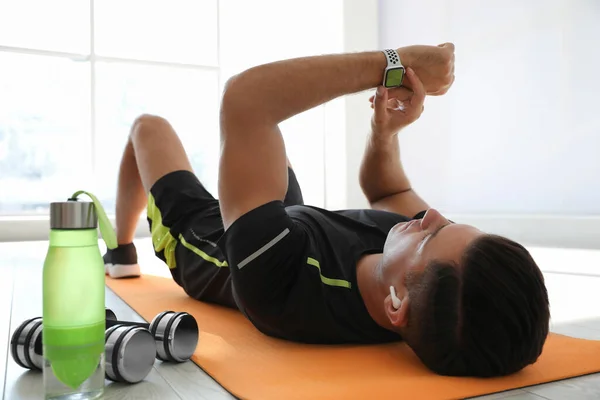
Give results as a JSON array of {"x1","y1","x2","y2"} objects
[{"x1": 382, "y1": 49, "x2": 405, "y2": 88}]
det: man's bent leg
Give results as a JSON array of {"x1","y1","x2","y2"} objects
[
  {"x1": 107, "y1": 115, "x2": 237, "y2": 308},
  {"x1": 105, "y1": 114, "x2": 195, "y2": 278},
  {"x1": 115, "y1": 115, "x2": 193, "y2": 244},
  {"x1": 129, "y1": 115, "x2": 194, "y2": 192},
  {"x1": 283, "y1": 158, "x2": 304, "y2": 207}
]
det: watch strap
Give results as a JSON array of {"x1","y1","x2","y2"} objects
[{"x1": 383, "y1": 49, "x2": 403, "y2": 68}]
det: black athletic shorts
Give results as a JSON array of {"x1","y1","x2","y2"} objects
[{"x1": 146, "y1": 168, "x2": 304, "y2": 310}]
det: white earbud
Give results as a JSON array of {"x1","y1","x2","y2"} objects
[{"x1": 390, "y1": 286, "x2": 402, "y2": 310}]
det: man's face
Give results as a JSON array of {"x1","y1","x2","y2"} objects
[{"x1": 380, "y1": 208, "x2": 483, "y2": 295}]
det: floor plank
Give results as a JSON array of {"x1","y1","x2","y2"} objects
[
  {"x1": 526, "y1": 373, "x2": 600, "y2": 400},
  {"x1": 500, "y1": 394, "x2": 549, "y2": 400},
  {"x1": 4, "y1": 370, "x2": 43, "y2": 400},
  {"x1": 0, "y1": 263, "x2": 14, "y2": 399},
  {"x1": 572, "y1": 317, "x2": 600, "y2": 332},
  {"x1": 467, "y1": 389, "x2": 532, "y2": 399},
  {"x1": 550, "y1": 323, "x2": 600, "y2": 340},
  {"x1": 154, "y1": 362, "x2": 234, "y2": 400},
  {"x1": 4, "y1": 263, "x2": 48, "y2": 400},
  {"x1": 102, "y1": 370, "x2": 183, "y2": 400},
  {"x1": 543, "y1": 273, "x2": 600, "y2": 325}
]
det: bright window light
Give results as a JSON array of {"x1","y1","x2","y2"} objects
[{"x1": 0, "y1": 0, "x2": 345, "y2": 219}]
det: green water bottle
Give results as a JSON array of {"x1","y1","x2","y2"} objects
[{"x1": 42, "y1": 191, "x2": 117, "y2": 400}]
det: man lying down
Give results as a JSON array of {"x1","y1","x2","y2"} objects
[{"x1": 103, "y1": 43, "x2": 550, "y2": 377}]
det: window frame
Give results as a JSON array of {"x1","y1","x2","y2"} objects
[{"x1": 0, "y1": 0, "x2": 380, "y2": 242}]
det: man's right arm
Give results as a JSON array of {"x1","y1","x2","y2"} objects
[
  {"x1": 359, "y1": 69, "x2": 432, "y2": 217},
  {"x1": 359, "y1": 131, "x2": 429, "y2": 218}
]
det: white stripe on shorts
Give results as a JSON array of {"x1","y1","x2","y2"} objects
[{"x1": 237, "y1": 228, "x2": 290, "y2": 269}]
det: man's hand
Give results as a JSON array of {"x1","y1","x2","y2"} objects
[
  {"x1": 397, "y1": 42, "x2": 455, "y2": 95},
  {"x1": 369, "y1": 68, "x2": 426, "y2": 138}
]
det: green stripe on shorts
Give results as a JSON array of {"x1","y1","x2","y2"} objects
[
  {"x1": 147, "y1": 193, "x2": 228, "y2": 269},
  {"x1": 147, "y1": 193, "x2": 178, "y2": 269}
]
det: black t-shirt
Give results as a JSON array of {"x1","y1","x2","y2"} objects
[{"x1": 219, "y1": 201, "x2": 425, "y2": 345}]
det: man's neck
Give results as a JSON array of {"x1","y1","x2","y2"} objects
[{"x1": 356, "y1": 253, "x2": 394, "y2": 331}]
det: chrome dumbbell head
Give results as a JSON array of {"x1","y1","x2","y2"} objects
[
  {"x1": 105, "y1": 324, "x2": 156, "y2": 384},
  {"x1": 11, "y1": 310, "x2": 156, "y2": 385},
  {"x1": 148, "y1": 311, "x2": 199, "y2": 363},
  {"x1": 11, "y1": 309, "x2": 118, "y2": 372},
  {"x1": 10, "y1": 317, "x2": 43, "y2": 370},
  {"x1": 106, "y1": 310, "x2": 200, "y2": 363}
]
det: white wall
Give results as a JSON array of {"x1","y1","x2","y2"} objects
[
  {"x1": 378, "y1": 0, "x2": 600, "y2": 249},
  {"x1": 342, "y1": 0, "x2": 379, "y2": 210}
]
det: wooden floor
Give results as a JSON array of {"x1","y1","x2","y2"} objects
[{"x1": 2, "y1": 239, "x2": 600, "y2": 400}]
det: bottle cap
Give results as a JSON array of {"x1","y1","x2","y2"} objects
[{"x1": 50, "y1": 201, "x2": 97, "y2": 230}]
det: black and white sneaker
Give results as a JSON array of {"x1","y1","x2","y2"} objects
[{"x1": 103, "y1": 243, "x2": 141, "y2": 278}]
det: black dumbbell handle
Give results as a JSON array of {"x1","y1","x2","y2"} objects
[{"x1": 106, "y1": 319, "x2": 150, "y2": 330}]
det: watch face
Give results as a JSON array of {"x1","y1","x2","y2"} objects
[{"x1": 385, "y1": 67, "x2": 405, "y2": 87}]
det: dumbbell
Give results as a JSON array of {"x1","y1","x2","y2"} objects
[
  {"x1": 105, "y1": 310, "x2": 199, "y2": 363},
  {"x1": 104, "y1": 321, "x2": 158, "y2": 384},
  {"x1": 11, "y1": 309, "x2": 198, "y2": 384},
  {"x1": 11, "y1": 309, "x2": 155, "y2": 384},
  {"x1": 10, "y1": 309, "x2": 154, "y2": 383},
  {"x1": 11, "y1": 308, "x2": 121, "y2": 371}
]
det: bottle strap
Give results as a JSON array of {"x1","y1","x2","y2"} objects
[{"x1": 70, "y1": 190, "x2": 118, "y2": 250}]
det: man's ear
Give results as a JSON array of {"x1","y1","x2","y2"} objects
[{"x1": 385, "y1": 293, "x2": 410, "y2": 328}]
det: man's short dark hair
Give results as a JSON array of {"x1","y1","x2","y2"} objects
[{"x1": 404, "y1": 234, "x2": 550, "y2": 377}]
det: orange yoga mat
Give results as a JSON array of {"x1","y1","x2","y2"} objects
[{"x1": 106, "y1": 275, "x2": 600, "y2": 400}]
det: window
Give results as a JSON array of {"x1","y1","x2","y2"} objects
[
  {"x1": 1, "y1": 0, "x2": 383, "y2": 242},
  {"x1": 0, "y1": 0, "x2": 221, "y2": 215},
  {"x1": 0, "y1": 0, "x2": 354, "y2": 222},
  {"x1": 0, "y1": 52, "x2": 92, "y2": 214}
]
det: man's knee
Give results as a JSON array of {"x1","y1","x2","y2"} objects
[
  {"x1": 130, "y1": 114, "x2": 173, "y2": 142},
  {"x1": 127, "y1": 113, "x2": 193, "y2": 192}
]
